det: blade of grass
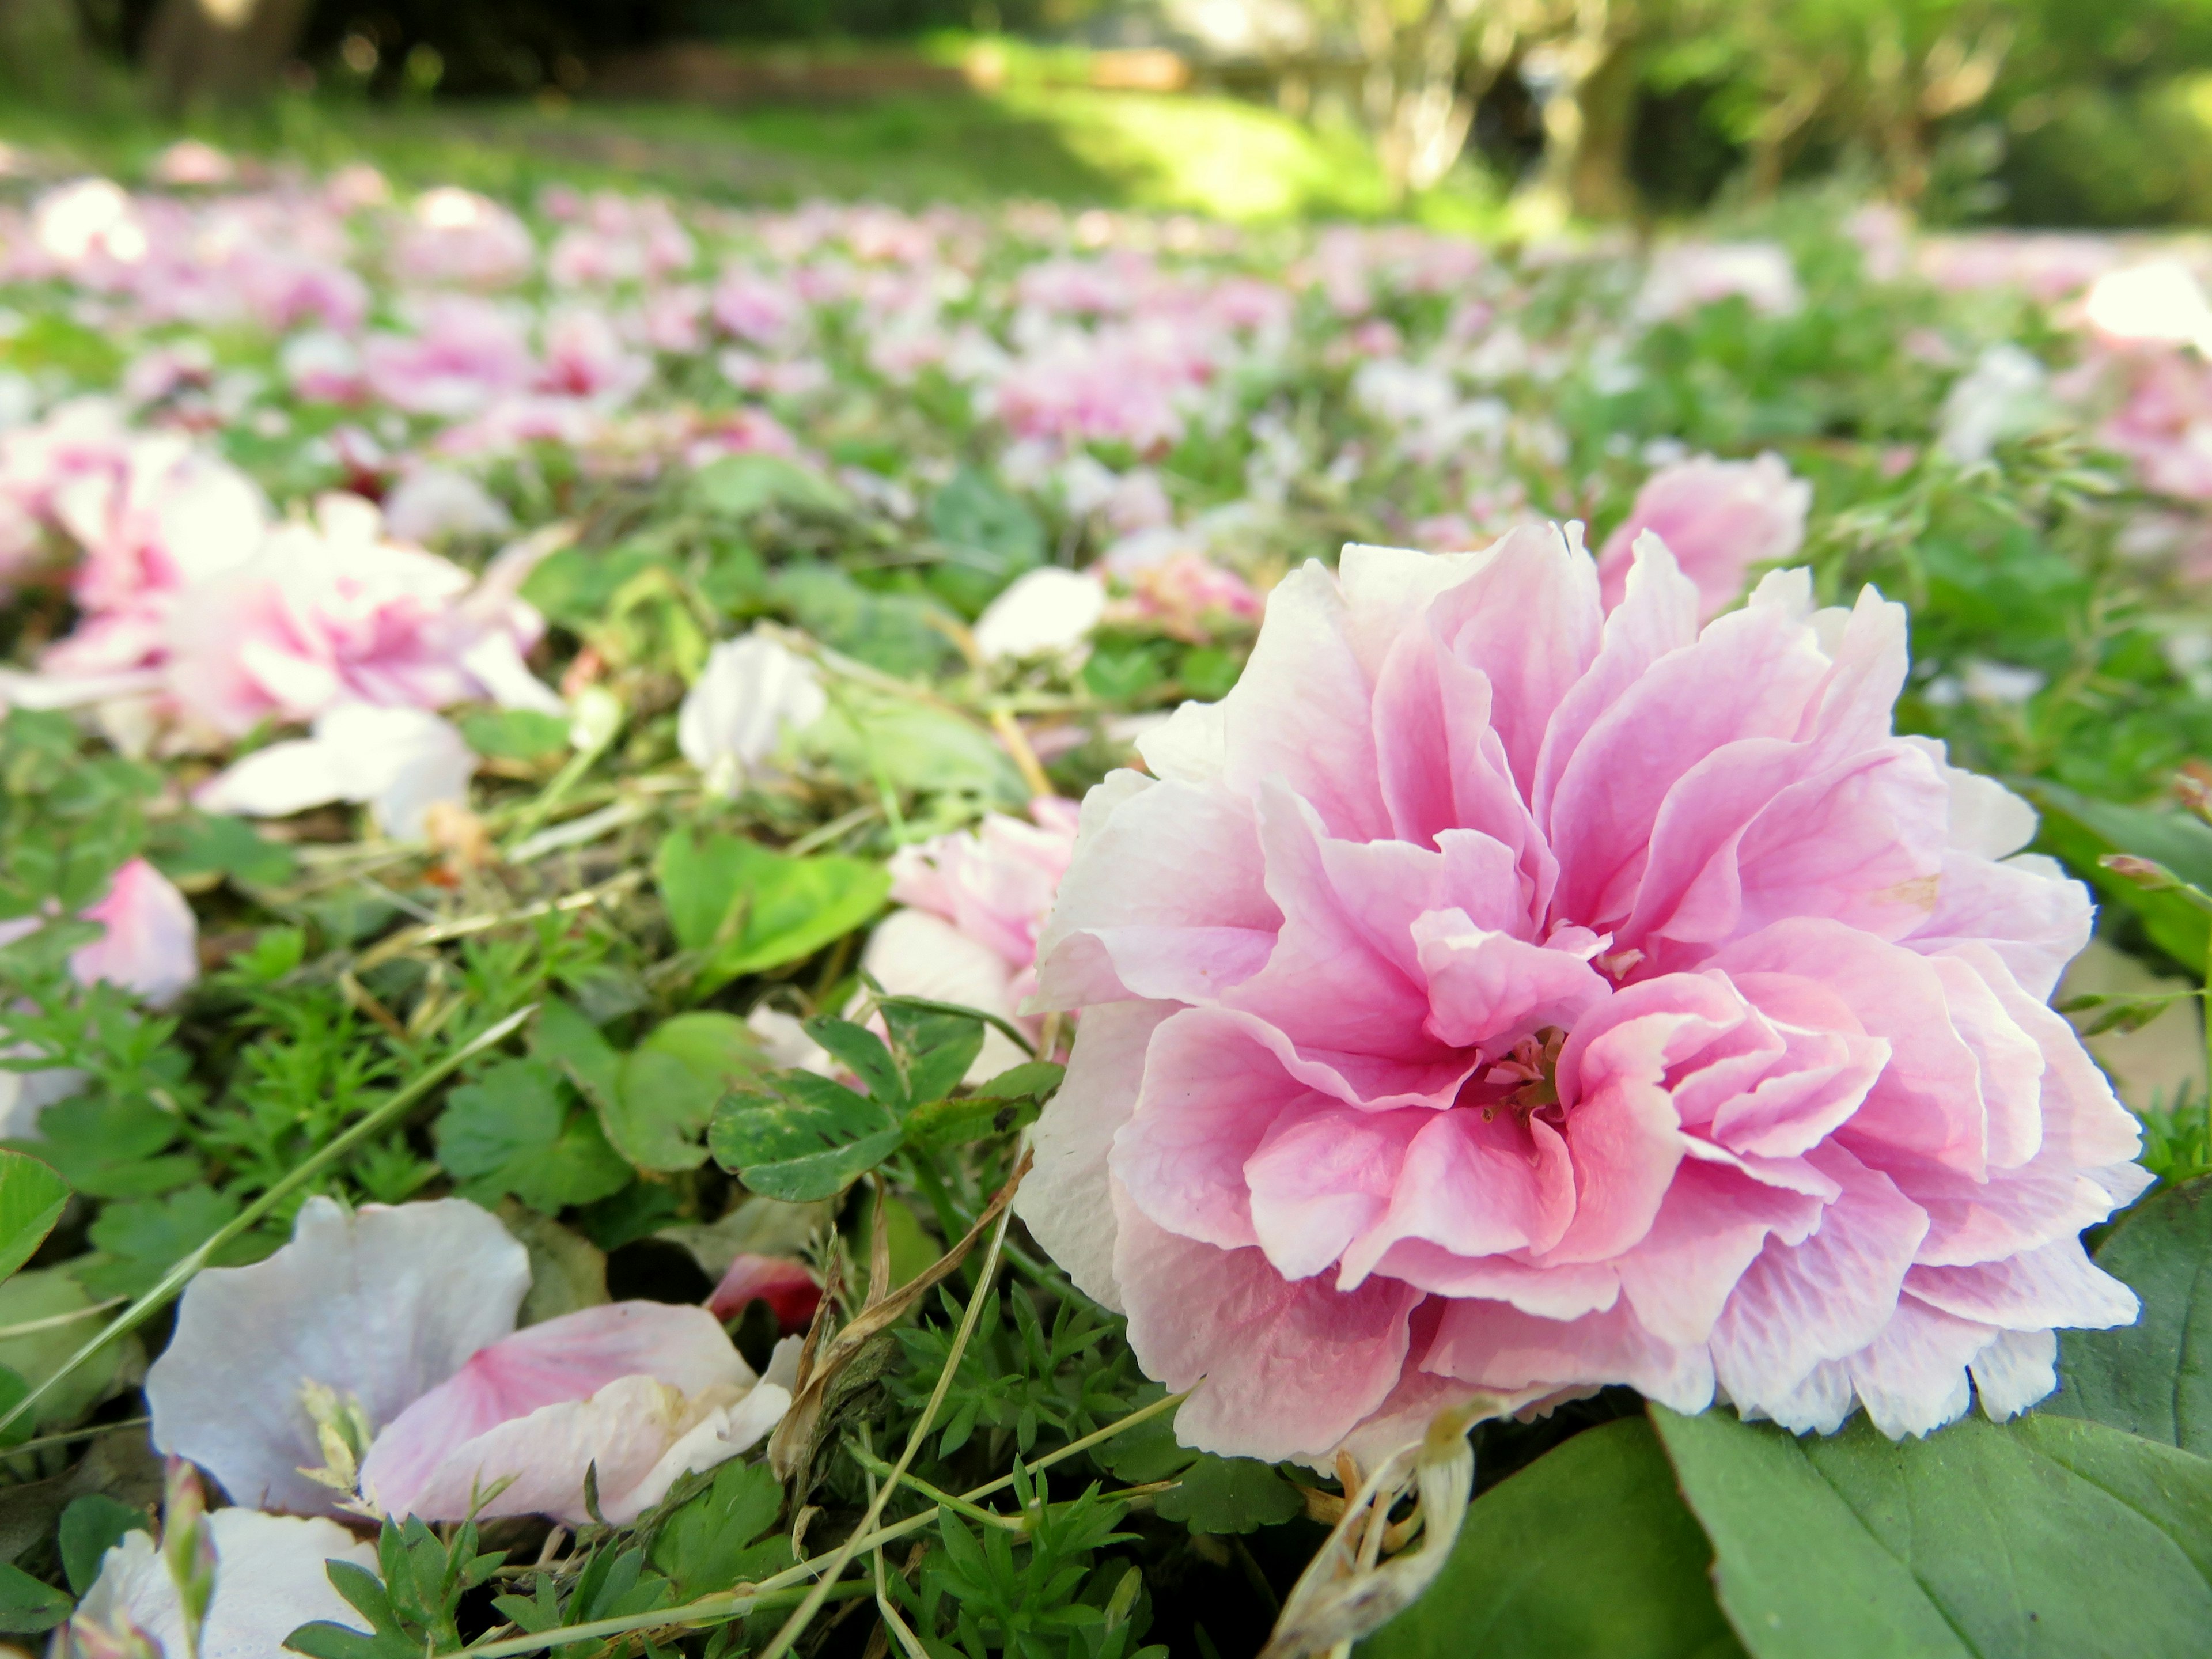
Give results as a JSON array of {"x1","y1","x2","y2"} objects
[
  {"x1": 0, "y1": 1003, "x2": 535, "y2": 1440},
  {"x1": 753, "y1": 1172, "x2": 1019, "y2": 1659},
  {"x1": 449, "y1": 1384, "x2": 1194, "y2": 1658}
]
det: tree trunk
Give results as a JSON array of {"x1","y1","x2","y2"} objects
[
  {"x1": 1567, "y1": 39, "x2": 1637, "y2": 218},
  {"x1": 142, "y1": 0, "x2": 313, "y2": 112}
]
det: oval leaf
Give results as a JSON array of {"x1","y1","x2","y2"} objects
[
  {"x1": 1650, "y1": 1405, "x2": 2212, "y2": 1659},
  {"x1": 2051, "y1": 1174, "x2": 2212, "y2": 1452},
  {"x1": 1365, "y1": 1416, "x2": 1740, "y2": 1659}
]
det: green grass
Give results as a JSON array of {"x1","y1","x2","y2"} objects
[{"x1": 0, "y1": 63, "x2": 1501, "y2": 225}]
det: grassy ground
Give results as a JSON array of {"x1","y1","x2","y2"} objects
[{"x1": 0, "y1": 60, "x2": 1501, "y2": 225}]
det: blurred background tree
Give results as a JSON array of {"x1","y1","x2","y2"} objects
[{"x1": 25, "y1": 0, "x2": 2212, "y2": 225}]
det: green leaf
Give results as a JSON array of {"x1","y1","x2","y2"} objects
[
  {"x1": 608, "y1": 1013, "x2": 767, "y2": 1172},
  {"x1": 1152, "y1": 1455, "x2": 1301, "y2": 1535},
  {"x1": 532, "y1": 998, "x2": 625, "y2": 1109},
  {"x1": 0, "y1": 1152, "x2": 68, "y2": 1283},
  {"x1": 78, "y1": 1184, "x2": 253, "y2": 1298},
  {"x1": 58, "y1": 1494, "x2": 150, "y2": 1596},
  {"x1": 654, "y1": 829, "x2": 891, "y2": 995},
  {"x1": 927, "y1": 467, "x2": 1045, "y2": 615},
  {"x1": 880, "y1": 1001, "x2": 987, "y2": 1109},
  {"x1": 147, "y1": 812, "x2": 298, "y2": 888},
  {"x1": 802, "y1": 1016, "x2": 906, "y2": 1109},
  {"x1": 800, "y1": 692, "x2": 1028, "y2": 806},
  {"x1": 2049, "y1": 1174, "x2": 2212, "y2": 1452},
  {"x1": 0, "y1": 1268, "x2": 124, "y2": 1427},
  {"x1": 1365, "y1": 1417, "x2": 1739, "y2": 1659},
  {"x1": 648, "y1": 1460, "x2": 792, "y2": 1597},
  {"x1": 902, "y1": 1058, "x2": 1062, "y2": 1149},
  {"x1": 1650, "y1": 1406, "x2": 2212, "y2": 1658},
  {"x1": 18, "y1": 1096, "x2": 195, "y2": 1200},
  {"x1": 435, "y1": 1059, "x2": 632, "y2": 1214},
  {"x1": 692, "y1": 453, "x2": 851, "y2": 520},
  {"x1": 0, "y1": 1560, "x2": 71, "y2": 1634},
  {"x1": 766, "y1": 563, "x2": 956, "y2": 679},
  {"x1": 2027, "y1": 782, "x2": 2212, "y2": 969},
  {"x1": 459, "y1": 709, "x2": 572, "y2": 763},
  {"x1": 1095, "y1": 1393, "x2": 1199, "y2": 1484},
  {"x1": 707, "y1": 1074, "x2": 902, "y2": 1203}
]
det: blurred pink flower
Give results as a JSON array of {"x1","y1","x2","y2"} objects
[
  {"x1": 164, "y1": 493, "x2": 552, "y2": 737},
  {"x1": 1020, "y1": 528, "x2": 2146, "y2": 1464},
  {"x1": 149, "y1": 140, "x2": 235, "y2": 188},
  {"x1": 361, "y1": 296, "x2": 536, "y2": 419},
  {"x1": 0, "y1": 856, "x2": 198, "y2": 1006},
  {"x1": 711, "y1": 270, "x2": 805, "y2": 348},
  {"x1": 73, "y1": 858, "x2": 199, "y2": 1005},
  {"x1": 391, "y1": 188, "x2": 535, "y2": 289},
  {"x1": 1637, "y1": 241, "x2": 1802, "y2": 320},
  {"x1": 539, "y1": 305, "x2": 653, "y2": 406},
  {"x1": 887, "y1": 797, "x2": 1082, "y2": 1006},
  {"x1": 1596, "y1": 453, "x2": 1812, "y2": 619}
]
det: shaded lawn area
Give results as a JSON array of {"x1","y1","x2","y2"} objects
[{"x1": 0, "y1": 84, "x2": 1499, "y2": 225}]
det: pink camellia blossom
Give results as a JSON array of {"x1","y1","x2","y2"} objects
[
  {"x1": 358, "y1": 1301, "x2": 789, "y2": 1525},
  {"x1": 164, "y1": 493, "x2": 552, "y2": 738},
  {"x1": 889, "y1": 797, "x2": 1084, "y2": 1004},
  {"x1": 1596, "y1": 453, "x2": 1812, "y2": 619},
  {"x1": 361, "y1": 296, "x2": 537, "y2": 421},
  {"x1": 1017, "y1": 527, "x2": 2148, "y2": 1465},
  {"x1": 391, "y1": 188, "x2": 535, "y2": 289}
]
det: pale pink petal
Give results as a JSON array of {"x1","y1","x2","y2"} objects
[
  {"x1": 358, "y1": 1302, "x2": 750, "y2": 1519},
  {"x1": 147, "y1": 1197, "x2": 529, "y2": 1516},
  {"x1": 70, "y1": 858, "x2": 198, "y2": 1006},
  {"x1": 1014, "y1": 999, "x2": 1174, "y2": 1311}
]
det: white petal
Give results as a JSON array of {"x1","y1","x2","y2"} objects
[
  {"x1": 1971, "y1": 1327, "x2": 2058, "y2": 1422},
  {"x1": 73, "y1": 1509, "x2": 377, "y2": 1659},
  {"x1": 972, "y1": 568, "x2": 1106, "y2": 662},
  {"x1": 147, "y1": 1196, "x2": 528, "y2": 1515},
  {"x1": 377, "y1": 1372, "x2": 787, "y2": 1526},
  {"x1": 194, "y1": 737, "x2": 355, "y2": 820}
]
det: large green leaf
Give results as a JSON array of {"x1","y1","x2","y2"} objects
[
  {"x1": 2026, "y1": 782, "x2": 2212, "y2": 970},
  {"x1": 0, "y1": 1152, "x2": 69, "y2": 1285},
  {"x1": 2049, "y1": 1175, "x2": 2212, "y2": 1453},
  {"x1": 707, "y1": 1073, "x2": 903, "y2": 1203},
  {"x1": 1651, "y1": 1406, "x2": 2212, "y2": 1659},
  {"x1": 1366, "y1": 1416, "x2": 1740, "y2": 1659},
  {"x1": 434, "y1": 1060, "x2": 632, "y2": 1214},
  {"x1": 654, "y1": 829, "x2": 891, "y2": 995},
  {"x1": 799, "y1": 692, "x2": 1027, "y2": 806},
  {"x1": 0, "y1": 1269, "x2": 124, "y2": 1427},
  {"x1": 926, "y1": 466, "x2": 1044, "y2": 616},
  {"x1": 691, "y1": 453, "x2": 851, "y2": 519},
  {"x1": 609, "y1": 1013, "x2": 766, "y2": 1172}
]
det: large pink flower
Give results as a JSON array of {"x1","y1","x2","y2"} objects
[{"x1": 1018, "y1": 527, "x2": 2148, "y2": 1464}]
